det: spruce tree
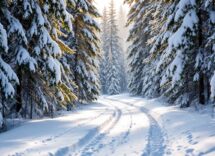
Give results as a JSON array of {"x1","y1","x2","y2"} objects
[
  {"x1": 0, "y1": 0, "x2": 76, "y2": 118},
  {"x1": 70, "y1": 0, "x2": 101, "y2": 102},
  {"x1": 197, "y1": 0, "x2": 215, "y2": 103},
  {"x1": 0, "y1": 0, "x2": 104, "y2": 121},
  {"x1": 126, "y1": 0, "x2": 215, "y2": 107},
  {"x1": 106, "y1": 0, "x2": 122, "y2": 95},
  {"x1": 139, "y1": 1, "x2": 167, "y2": 98},
  {"x1": 126, "y1": 0, "x2": 149, "y2": 95},
  {"x1": 118, "y1": 6, "x2": 128, "y2": 92},
  {"x1": 0, "y1": 1, "x2": 19, "y2": 98},
  {"x1": 0, "y1": 1, "x2": 19, "y2": 126},
  {"x1": 99, "y1": 7, "x2": 109, "y2": 94}
]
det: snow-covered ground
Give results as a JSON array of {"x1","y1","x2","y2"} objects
[{"x1": 0, "y1": 94, "x2": 215, "y2": 156}]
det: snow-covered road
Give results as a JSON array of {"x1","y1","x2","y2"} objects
[{"x1": 0, "y1": 95, "x2": 215, "y2": 156}]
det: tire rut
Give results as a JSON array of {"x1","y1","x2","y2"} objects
[
  {"x1": 11, "y1": 107, "x2": 112, "y2": 156},
  {"x1": 106, "y1": 97, "x2": 167, "y2": 156},
  {"x1": 52, "y1": 106, "x2": 121, "y2": 156},
  {"x1": 40, "y1": 108, "x2": 110, "y2": 144},
  {"x1": 80, "y1": 101, "x2": 133, "y2": 156},
  {"x1": 75, "y1": 106, "x2": 122, "y2": 156},
  {"x1": 141, "y1": 107, "x2": 165, "y2": 156}
]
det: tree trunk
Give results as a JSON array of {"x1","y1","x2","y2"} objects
[
  {"x1": 199, "y1": 73, "x2": 205, "y2": 104},
  {"x1": 30, "y1": 95, "x2": 33, "y2": 119},
  {"x1": 204, "y1": 76, "x2": 210, "y2": 103},
  {"x1": 16, "y1": 67, "x2": 22, "y2": 113},
  {"x1": 2, "y1": 96, "x2": 5, "y2": 118},
  {"x1": 198, "y1": 7, "x2": 206, "y2": 105}
]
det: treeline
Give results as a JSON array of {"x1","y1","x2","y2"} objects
[
  {"x1": 125, "y1": 0, "x2": 215, "y2": 107},
  {"x1": 0, "y1": 0, "x2": 100, "y2": 127},
  {"x1": 99, "y1": 0, "x2": 127, "y2": 95}
]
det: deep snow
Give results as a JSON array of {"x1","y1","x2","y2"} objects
[{"x1": 0, "y1": 94, "x2": 214, "y2": 156}]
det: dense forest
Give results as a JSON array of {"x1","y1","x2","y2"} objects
[
  {"x1": 99, "y1": 0, "x2": 127, "y2": 95},
  {"x1": 0, "y1": 0, "x2": 101, "y2": 128},
  {"x1": 126, "y1": 0, "x2": 215, "y2": 107}
]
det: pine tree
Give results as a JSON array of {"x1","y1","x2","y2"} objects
[
  {"x1": 126, "y1": 0, "x2": 215, "y2": 107},
  {"x1": 106, "y1": 0, "x2": 122, "y2": 95},
  {"x1": 0, "y1": 0, "x2": 76, "y2": 118},
  {"x1": 126, "y1": 0, "x2": 148, "y2": 95},
  {"x1": 0, "y1": 2, "x2": 19, "y2": 98},
  {"x1": 197, "y1": 0, "x2": 215, "y2": 103},
  {"x1": 99, "y1": 7, "x2": 109, "y2": 94},
  {"x1": 70, "y1": 0, "x2": 101, "y2": 102},
  {"x1": 152, "y1": 0, "x2": 215, "y2": 107},
  {"x1": 118, "y1": 6, "x2": 128, "y2": 92},
  {"x1": 0, "y1": 0, "x2": 19, "y2": 126},
  {"x1": 0, "y1": 0, "x2": 104, "y2": 123},
  {"x1": 139, "y1": 1, "x2": 165, "y2": 98}
]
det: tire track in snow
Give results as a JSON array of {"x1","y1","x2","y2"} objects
[
  {"x1": 39, "y1": 108, "x2": 110, "y2": 144},
  {"x1": 74, "y1": 106, "x2": 122, "y2": 156},
  {"x1": 79, "y1": 100, "x2": 133, "y2": 156},
  {"x1": 11, "y1": 106, "x2": 112, "y2": 156},
  {"x1": 141, "y1": 107, "x2": 166, "y2": 156},
  {"x1": 105, "y1": 107, "x2": 133, "y2": 155},
  {"x1": 107, "y1": 97, "x2": 167, "y2": 156},
  {"x1": 52, "y1": 105, "x2": 122, "y2": 156}
]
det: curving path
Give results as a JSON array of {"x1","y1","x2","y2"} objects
[
  {"x1": 104, "y1": 97, "x2": 167, "y2": 156},
  {"x1": 1, "y1": 95, "x2": 168, "y2": 156}
]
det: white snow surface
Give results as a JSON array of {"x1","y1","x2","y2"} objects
[{"x1": 0, "y1": 94, "x2": 215, "y2": 156}]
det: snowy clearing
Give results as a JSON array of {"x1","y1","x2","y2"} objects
[{"x1": 0, "y1": 94, "x2": 215, "y2": 156}]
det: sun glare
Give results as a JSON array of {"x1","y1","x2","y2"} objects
[{"x1": 94, "y1": 0, "x2": 129, "y2": 14}]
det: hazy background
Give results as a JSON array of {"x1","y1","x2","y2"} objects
[
  {"x1": 94, "y1": 0, "x2": 129, "y2": 14},
  {"x1": 94, "y1": 0, "x2": 129, "y2": 49}
]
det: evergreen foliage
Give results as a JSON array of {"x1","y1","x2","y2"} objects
[
  {"x1": 99, "y1": 0, "x2": 126, "y2": 95},
  {"x1": 70, "y1": 0, "x2": 101, "y2": 102},
  {"x1": 0, "y1": 0, "x2": 101, "y2": 128},
  {"x1": 126, "y1": 0, "x2": 215, "y2": 107}
]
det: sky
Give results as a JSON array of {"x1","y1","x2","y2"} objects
[{"x1": 94, "y1": 0, "x2": 129, "y2": 14}]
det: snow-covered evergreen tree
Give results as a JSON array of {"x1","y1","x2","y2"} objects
[
  {"x1": 0, "y1": 0, "x2": 106, "y2": 123},
  {"x1": 126, "y1": 0, "x2": 215, "y2": 107},
  {"x1": 139, "y1": 1, "x2": 169, "y2": 98},
  {"x1": 70, "y1": 0, "x2": 101, "y2": 102},
  {"x1": 105, "y1": 0, "x2": 123, "y2": 95},
  {"x1": 0, "y1": 1, "x2": 19, "y2": 126},
  {"x1": 197, "y1": 0, "x2": 215, "y2": 103},
  {"x1": 0, "y1": 0, "x2": 77, "y2": 119},
  {"x1": 150, "y1": 0, "x2": 214, "y2": 106},
  {"x1": 99, "y1": 1, "x2": 126, "y2": 95},
  {"x1": 99, "y1": 7, "x2": 109, "y2": 94},
  {"x1": 0, "y1": 5, "x2": 19, "y2": 99},
  {"x1": 126, "y1": 0, "x2": 149, "y2": 95},
  {"x1": 118, "y1": 6, "x2": 128, "y2": 92}
]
